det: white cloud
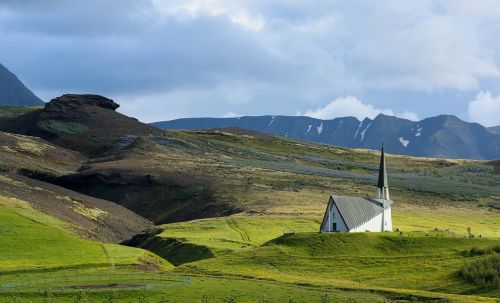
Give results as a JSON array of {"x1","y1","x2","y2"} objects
[
  {"x1": 301, "y1": 96, "x2": 419, "y2": 121},
  {"x1": 151, "y1": 0, "x2": 265, "y2": 31},
  {"x1": 346, "y1": 11, "x2": 500, "y2": 91},
  {"x1": 2, "y1": 1, "x2": 500, "y2": 121},
  {"x1": 220, "y1": 82, "x2": 253, "y2": 105},
  {"x1": 115, "y1": 81, "x2": 255, "y2": 122},
  {"x1": 468, "y1": 91, "x2": 500, "y2": 126},
  {"x1": 397, "y1": 111, "x2": 420, "y2": 122},
  {"x1": 222, "y1": 111, "x2": 240, "y2": 118}
]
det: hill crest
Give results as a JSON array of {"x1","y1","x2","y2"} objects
[{"x1": 0, "y1": 94, "x2": 162, "y2": 156}]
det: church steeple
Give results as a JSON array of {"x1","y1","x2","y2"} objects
[{"x1": 377, "y1": 145, "x2": 390, "y2": 200}]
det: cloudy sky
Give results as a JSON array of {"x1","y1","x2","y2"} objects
[{"x1": 1, "y1": 1, "x2": 500, "y2": 126}]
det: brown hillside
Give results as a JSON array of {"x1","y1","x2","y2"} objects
[
  {"x1": 0, "y1": 129, "x2": 152, "y2": 242},
  {"x1": 0, "y1": 95, "x2": 241, "y2": 225},
  {"x1": 0, "y1": 131, "x2": 84, "y2": 174},
  {"x1": 0, "y1": 94, "x2": 163, "y2": 156}
]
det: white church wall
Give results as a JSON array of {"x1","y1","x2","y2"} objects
[
  {"x1": 350, "y1": 212, "x2": 384, "y2": 232},
  {"x1": 349, "y1": 207, "x2": 393, "y2": 232},
  {"x1": 320, "y1": 200, "x2": 348, "y2": 232},
  {"x1": 384, "y1": 207, "x2": 393, "y2": 231}
]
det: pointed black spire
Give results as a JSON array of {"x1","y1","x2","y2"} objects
[{"x1": 377, "y1": 144, "x2": 388, "y2": 189}]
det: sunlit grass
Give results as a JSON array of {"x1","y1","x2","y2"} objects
[
  {"x1": 158, "y1": 216, "x2": 319, "y2": 256},
  {"x1": 183, "y1": 232, "x2": 500, "y2": 299},
  {"x1": 0, "y1": 195, "x2": 171, "y2": 272}
]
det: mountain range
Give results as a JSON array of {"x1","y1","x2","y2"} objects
[
  {"x1": 0, "y1": 62, "x2": 498, "y2": 160},
  {"x1": 0, "y1": 63, "x2": 44, "y2": 106},
  {"x1": 153, "y1": 114, "x2": 500, "y2": 160}
]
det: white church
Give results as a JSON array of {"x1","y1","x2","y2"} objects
[{"x1": 320, "y1": 146, "x2": 393, "y2": 233}]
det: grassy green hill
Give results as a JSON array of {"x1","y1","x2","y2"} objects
[
  {"x1": 181, "y1": 232, "x2": 499, "y2": 301},
  {"x1": 0, "y1": 194, "x2": 170, "y2": 271},
  {"x1": 128, "y1": 211, "x2": 499, "y2": 266},
  {"x1": 0, "y1": 195, "x2": 390, "y2": 303},
  {"x1": 126, "y1": 216, "x2": 320, "y2": 265}
]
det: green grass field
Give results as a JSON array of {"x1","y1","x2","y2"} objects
[
  {"x1": 0, "y1": 275, "x2": 390, "y2": 303},
  {"x1": 393, "y1": 204, "x2": 500, "y2": 238},
  {"x1": 3, "y1": 194, "x2": 498, "y2": 302},
  {"x1": 0, "y1": 195, "x2": 171, "y2": 272},
  {"x1": 0, "y1": 194, "x2": 400, "y2": 302},
  {"x1": 125, "y1": 211, "x2": 500, "y2": 302},
  {"x1": 158, "y1": 216, "x2": 319, "y2": 255},
  {"x1": 137, "y1": 202, "x2": 500, "y2": 265},
  {"x1": 182, "y1": 232, "x2": 500, "y2": 301}
]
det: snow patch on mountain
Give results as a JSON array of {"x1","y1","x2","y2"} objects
[
  {"x1": 317, "y1": 123, "x2": 323, "y2": 135},
  {"x1": 360, "y1": 123, "x2": 371, "y2": 141},
  {"x1": 268, "y1": 116, "x2": 276, "y2": 126},
  {"x1": 415, "y1": 126, "x2": 423, "y2": 137},
  {"x1": 306, "y1": 124, "x2": 312, "y2": 135},
  {"x1": 399, "y1": 137, "x2": 410, "y2": 147},
  {"x1": 353, "y1": 121, "x2": 363, "y2": 139}
]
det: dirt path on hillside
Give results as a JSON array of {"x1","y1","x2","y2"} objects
[{"x1": 225, "y1": 218, "x2": 251, "y2": 242}]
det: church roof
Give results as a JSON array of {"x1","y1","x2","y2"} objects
[
  {"x1": 378, "y1": 145, "x2": 388, "y2": 189},
  {"x1": 330, "y1": 195, "x2": 392, "y2": 230}
]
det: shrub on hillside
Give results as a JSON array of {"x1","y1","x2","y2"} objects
[
  {"x1": 102, "y1": 293, "x2": 118, "y2": 303},
  {"x1": 74, "y1": 291, "x2": 89, "y2": 303},
  {"x1": 223, "y1": 296, "x2": 238, "y2": 303},
  {"x1": 48, "y1": 120, "x2": 88, "y2": 136},
  {"x1": 200, "y1": 294, "x2": 209, "y2": 303},
  {"x1": 43, "y1": 291, "x2": 55, "y2": 303},
  {"x1": 458, "y1": 254, "x2": 500, "y2": 289},
  {"x1": 464, "y1": 245, "x2": 500, "y2": 257}
]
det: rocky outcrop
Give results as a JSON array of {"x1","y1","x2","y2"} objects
[
  {"x1": 45, "y1": 94, "x2": 119, "y2": 111},
  {"x1": 0, "y1": 94, "x2": 163, "y2": 156}
]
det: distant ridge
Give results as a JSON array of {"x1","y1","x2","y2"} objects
[
  {"x1": 0, "y1": 63, "x2": 44, "y2": 106},
  {"x1": 152, "y1": 114, "x2": 500, "y2": 160},
  {"x1": 489, "y1": 125, "x2": 500, "y2": 134}
]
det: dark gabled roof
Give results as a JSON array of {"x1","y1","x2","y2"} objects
[
  {"x1": 378, "y1": 145, "x2": 388, "y2": 189},
  {"x1": 331, "y1": 195, "x2": 392, "y2": 230}
]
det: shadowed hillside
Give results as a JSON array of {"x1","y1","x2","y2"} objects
[{"x1": 0, "y1": 131, "x2": 152, "y2": 242}]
